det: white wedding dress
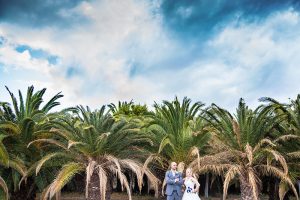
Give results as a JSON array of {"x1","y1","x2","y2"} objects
[{"x1": 182, "y1": 178, "x2": 201, "y2": 200}]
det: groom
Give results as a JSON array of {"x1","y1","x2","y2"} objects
[{"x1": 165, "y1": 162, "x2": 184, "y2": 200}]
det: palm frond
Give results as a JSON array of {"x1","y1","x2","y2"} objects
[
  {"x1": 274, "y1": 134, "x2": 300, "y2": 143},
  {"x1": 158, "y1": 136, "x2": 175, "y2": 154},
  {"x1": 248, "y1": 169, "x2": 259, "y2": 200},
  {"x1": 35, "y1": 153, "x2": 66, "y2": 175},
  {"x1": 0, "y1": 121, "x2": 21, "y2": 135},
  {"x1": 0, "y1": 176, "x2": 8, "y2": 200},
  {"x1": 263, "y1": 149, "x2": 288, "y2": 174},
  {"x1": 256, "y1": 165, "x2": 298, "y2": 199},
  {"x1": 0, "y1": 134, "x2": 9, "y2": 167},
  {"x1": 253, "y1": 138, "x2": 276, "y2": 153},
  {"x1": 279, "y1": 181, "x2": 289, "y2": 200},
  {"x1": 223, "y1": 165, "x2": 240, "y2": 200},
  {"x1": 27, "y1": 139, "x2": 68, "y2": 150},
  {"x1": 43, "y1": 162, "x2": 84, "y2": 200},
  {"x1": 245, "y1": 143, "x2": 253, "y2": 166}
]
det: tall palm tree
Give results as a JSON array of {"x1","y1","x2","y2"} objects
[
  {"x1": 28, "y1": 105, "x2": 159, "y2": 200},
  {"x1": 0, "y1": 86, "x2": 63, "y2": 200},
  {"x1": 145, "y1": 97, "x2": 211, "y2": 195},
  {"x1": 190, "y1": 99, "x2": 298, "y2": 200}
]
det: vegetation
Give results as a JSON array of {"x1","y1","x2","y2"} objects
[
  {"x1": 0, "y1": 86, "x2": 63, "y2": 200},
  {"x1": 0, "y1": 86, "x2": 300, "y2": 200},
  {"x1": 190, "y1": 99, "x2": 298, "y2": 200},
  {"x1": 28, "y1": 105, "x2": 159, "y2": 200},
  {"x1": 143, "y1": 97, "x2": 211, "y2": 196}
]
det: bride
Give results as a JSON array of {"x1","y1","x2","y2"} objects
[{"x1": 182, "y1": 168, "x2": 201, "y2": 200}]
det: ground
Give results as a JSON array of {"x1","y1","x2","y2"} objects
[{"x1": 36, "y1": 192, "x2": 288, "y2": 200}]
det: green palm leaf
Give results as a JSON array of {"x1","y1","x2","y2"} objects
[{"x1": 43, "y1": 162, "x2": 84, "y2": 199}]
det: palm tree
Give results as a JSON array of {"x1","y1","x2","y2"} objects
[
  {"x1": 0, "y1": 102, "x2": 16, "y2": 200},
  {"x1": 190, "y1": 99, "x2": 299, "y2": 200},
  {"x1": 108, "y1": 100, "x2": 134, "y2": 118},
  {"x1": 28, "y1": 105, "x2": 159, "y2": 200},
  {"x1": 108, "y1": 101, "x2": 153, "y2": 192},
  {"x1": 108, "y1": 101, "x2": 149, "y2": 125},
  {"x1": 145, "y1": 97, "x2": 211, "y2": 195},
  {"x1": 0, "y1": 86, "x2": 63, "y2": 200},
  {"x1": 260, "y1": 96, "x2": 300, "y2": 198},
  {"x1": 0, "y1": 124, "x2": 9, "y2": 200}
]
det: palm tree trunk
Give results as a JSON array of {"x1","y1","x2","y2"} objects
[
  {"x1": 205, "y1": 173, "x2": 209, "y2": 198},
  {"x1": 87, "y1": 172, "x2": 114, "y2": 200},
  {"x1": 87, "y1": 172, "x2": 100, "y2": 200},
  {"x1": 239, "y1": 175, "x2": 258, "y2": 200},
  {"x1": 240, "y1": 182, "x2": 256, "y2": 200}
]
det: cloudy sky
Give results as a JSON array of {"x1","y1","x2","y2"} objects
[{"x1": 1, "y1": 0, "x2": 300, "y2": 110}]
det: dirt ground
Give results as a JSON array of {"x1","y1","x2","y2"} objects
[{"x1": 36, "y1": 192, "x2": 278, "y2": 200}]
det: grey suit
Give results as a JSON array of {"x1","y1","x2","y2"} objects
[{"x1": 165, "y1": 170, "x2": 183, "y2": 200}]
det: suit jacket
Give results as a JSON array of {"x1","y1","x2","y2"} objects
[{"x1": 165, "y1": 170, "x2": 184, "y2": 196}]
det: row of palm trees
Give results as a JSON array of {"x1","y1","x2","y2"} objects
[{"x1": 0, "y1": 86, "x2": 300, "y2": 200}]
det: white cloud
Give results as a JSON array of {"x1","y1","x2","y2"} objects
[
  {"x1": 0, "y1": 39, "x2": 53, "y2": 74},
  {"x1": 124, "y1": 8, "x2": 300, "y2": 110},
  {"x1": 1, "y1": 2, "x2": 300, "y2": 111},
  {"x1": 0, "y1": 0, "x2": 171, "y2": 108},
  {"x1": 175, "y1": 9, "x2": 300, "y2": 109}
]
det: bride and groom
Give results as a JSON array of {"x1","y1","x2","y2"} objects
[{"x1": 165, "y1": 162, "x2": 201, "y2": 200}]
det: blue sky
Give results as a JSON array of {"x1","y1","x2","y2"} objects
[{"x1": 1, "y1": 0, "x2": 300, "y2": 110}]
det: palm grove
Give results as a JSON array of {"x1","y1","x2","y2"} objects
[{"x1": 0, "y1": 86, "x2": 300, "y2": 200}]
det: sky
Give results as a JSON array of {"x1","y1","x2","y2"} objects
[{"x1": 1, "y1": 0, "x2": 300, "y2": 111}]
